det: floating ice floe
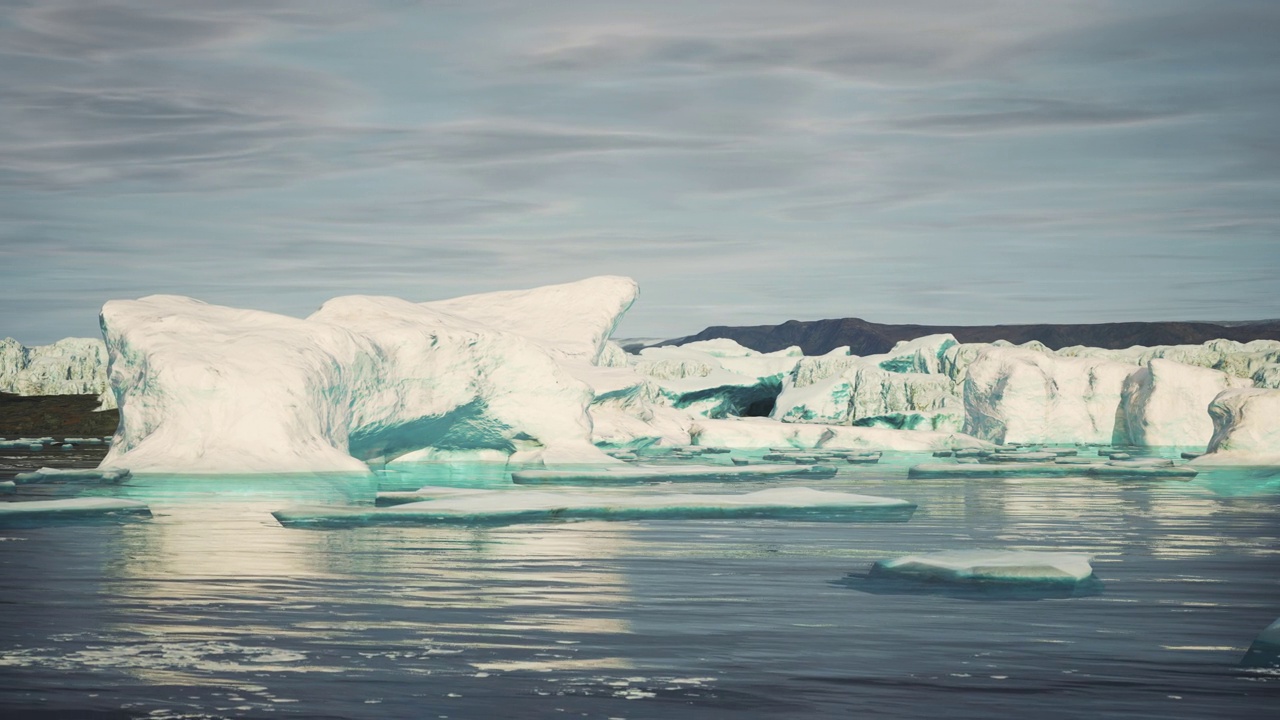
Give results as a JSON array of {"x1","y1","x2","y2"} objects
[
  {"x1": 907, "y1": 462, "x2": 1196, "y2": 480},
  {"x1": 963, "y1": 348, "x2": 1137, "y2": 445},
  {"x1": 274, "y1": 487, "x2": 917, "y2": 527},
  {"x1": 510, "y1": 462, "x2": 838, "y2": 485},
  {"x1": 0, "y1": 336, "x2": 116, "y2": 409},
  {"x1": 13, "y1": 467, "x2": 132, "y2": 483},
  {"x1": 0, "y1": 481, "x2": 14, "y2": 494},
  {"x1": 0, "y1": 497, "x2": 151, "y2": 522},
  {"x1": 871, "y1": 550, "x2": 1094, "y2": 584}
]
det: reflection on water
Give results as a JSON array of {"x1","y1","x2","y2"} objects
[{"x1": 0, "y1": 455, "x2": 1278, "y2": 717}]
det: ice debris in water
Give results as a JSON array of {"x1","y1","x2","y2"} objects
[
  {"x1": 13, "y1": 467, "x2": 132, "y2": 483},
  {"x1": 871, "y1": 550, "x2": 1095, "y2": 584},
  {"x1": 0, "y1": 497, "x2": 151, "y2": 522},
  {"x1": 273, "y1": 487, "x2": 916, "y2": 527},
  {"x1": 510, "y1": 462, "x2": 837, "y2": 485}
]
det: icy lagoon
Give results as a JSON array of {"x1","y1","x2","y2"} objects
[{"x1": 2, "y1": 447, "x2": 1278, "y2": 719}]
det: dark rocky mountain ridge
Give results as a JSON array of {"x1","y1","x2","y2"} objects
[{"x1": 648, "y1": 318, "x2": 1280, "y2": 357}]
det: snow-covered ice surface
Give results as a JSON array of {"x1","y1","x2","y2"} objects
[
  {"x1": 0, "y1": 336, "x2": 115, "y2": 409},
  {"x1": 272, "y1": 487, "x2": 916, "y2": 527},
  {"x1": 870, "y1": 550, "x2": 1094, "y2": 584}
]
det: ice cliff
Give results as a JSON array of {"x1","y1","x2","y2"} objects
[
  {"x1": 0, "y1": 337, "x2": 115, "y2": 409},
  {"x1": 99, "y1": 277, "x2": 638, "y2": 473}
]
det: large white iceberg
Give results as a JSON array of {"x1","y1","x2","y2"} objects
[
  {"x1": 1120, "y1": 359, "x2": 1250, "y2": 447},
  {"x1": 963, "y1": 348, "x2": 1136, "y2": 445},
  {"x1": 99, "y1": 277, "x2": 638, "y2": 474},
  {"x1": 689, "y1": 417, "x2": 990, "y2": 452},
  {"x1": 273, "y1": 486, "x2": 917, "y2": 527},
  {"x1": 1193, "y1": 388, "x2": 1280, "y2": 465}
]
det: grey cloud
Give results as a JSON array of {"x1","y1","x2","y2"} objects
[
  {"x1": 306, "y1": 197, "x2": 559, "y2": 227},
  {"x1": 377, "y1": 122, "x2": 725, "y2": 166},
  {"x1": 2, "y1": 0, "x2": 382, "y2": 59},
  {"x1": 888, "y1": 98, "x2": 1190, "y2": 135}
]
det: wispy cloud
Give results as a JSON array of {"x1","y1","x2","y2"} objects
[{"x1": 1, "y1": 0, "x2": 1278, "y2": 343}]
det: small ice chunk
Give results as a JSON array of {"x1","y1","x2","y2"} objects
[
  {"x1": 0, "y1": 481, "x2": 14, "y2": 494},
  {"x1": 510, "y1": 463, "x2": 837, "y2": 486},
  {"x1": 0, "y1": 497, "x2": 151, "y2": 522},
  {"x1": 986, "y1": 452, "x2": 1058, "y2": 463},
  {"x1": 872, "y1": 550, "x2": 1094, "y2": 584},
  {"x1": 64, "y1": 437, "x2": 105, "y2": 445},
  {"x1": 276, "y1": 487, "x2": 916, "y2": 527}
]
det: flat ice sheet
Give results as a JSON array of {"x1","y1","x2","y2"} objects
[
  {"x1": 908, "y1": 462, "x2": 1196, "y2": 480},
  {"x1": 0, "y1": 497, "x2": 151, "y2": 522},
  {"x1": 13, "y1": 467, "x2": 132, "y2": 483},
  {"x1": 275, "y1": 487, "x2": 916, "y2": 527},
  {"x1": 872, "y1": 550, "x2": 1094, "y2": 583},
  {"x1": 511, "y1": 463, "x2": 837, "y2": 485}
]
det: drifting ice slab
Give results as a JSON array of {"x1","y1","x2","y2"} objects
[
  {"x1": 13, "y1": 467, "x2": 132, "y2": 484},
  {"x1": 907, "y1": 462, "x2": 1196, "y2": 480},
  {"x1": 871, "y1": 550, "x2": 1094, "y2": 584},
  {"x1": 0, "y1": 497, "x2": 151, "y2": 522},
  {"x1": 511, "y1": 463, "x2": 837, "y2": 485},
  {"x1": 275, "y1": 487, "x2": 916, "y2": 527}
]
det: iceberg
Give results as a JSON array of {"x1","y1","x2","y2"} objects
[
  {"x1": 98, "y1": 277, "x2": 637, "y2": 474},
  {"x1": 273, "y1": 486, "x2": 917, "y2": 527},
  {"x1": 510, "y1": 462, "x2": 838, "y2": 485},
  {"x1": 1193, "y1": 388, "x2": 1280, "y2": 465},
  {"x1": 631, "y1": 341, "x2": 797, "y2": 419},
  {"x1": 0, "y1": 336, "x2": 115, "y2": 410},
  {"x1": 870, "y1": 550, "x2": 1094, "y2": 584},
  {"x1": 963, "y1": 348, "x2": 1137, "y2": 445},
  {"x1": 689, "y1": 417, "x2": 991, "y2": 452},
  {"x1": 0, "y1": 497, "x2": 151, "y2": 523},
  {"x1": 1120, "y1": 359, "x2": 1248, "y2": 447}
]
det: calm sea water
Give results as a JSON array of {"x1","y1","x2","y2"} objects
[{"x1": 2, "y1": 448, "x2": 1279, "y2": 719}]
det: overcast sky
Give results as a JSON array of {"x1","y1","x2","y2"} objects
[{"x1": 2, "y1": 0, "x2": 1278, "y2": 344}]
